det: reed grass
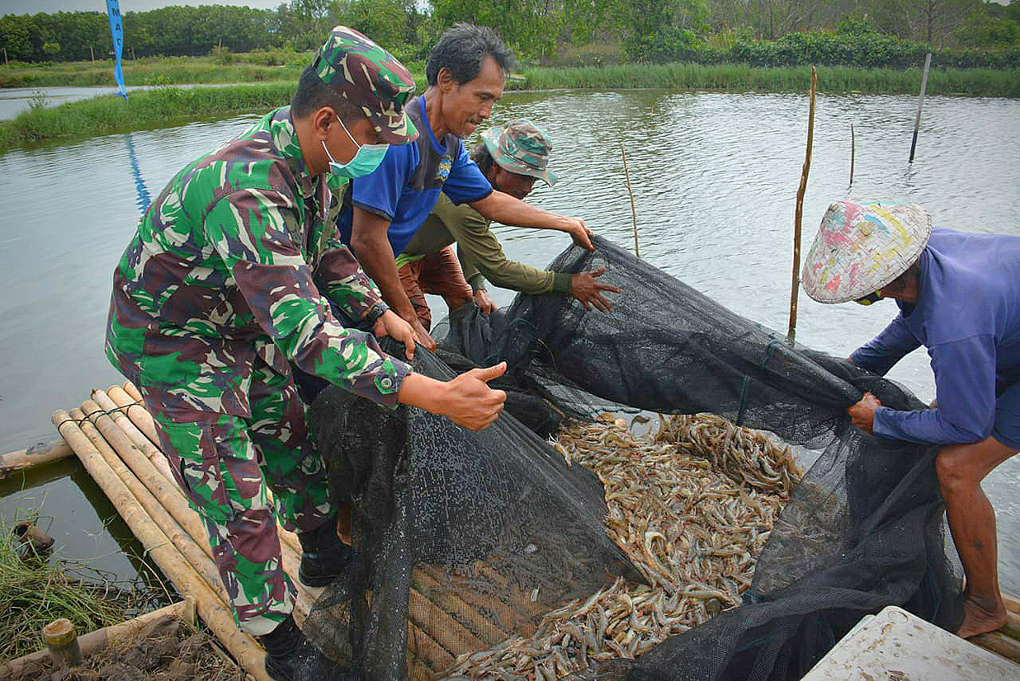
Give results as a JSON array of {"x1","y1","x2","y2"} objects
[
  {"x1": 0, "y1": 518, "x2": 134, "y2": 661},
  {"x1": 520, "y1": 63, "x2": 1020, "y2": 97},
  {"x1": 1, "y1": 63, "x2": 1016, "y2": 151},
  {"x1": 0, "y1": 83, "x2": 298, "y2": 150},
  {"x1": 0, "y1": 56, "x2": 306, "y2": 88}
]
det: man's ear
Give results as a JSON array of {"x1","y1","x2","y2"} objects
[
  {"x1": 437, "y1": 67, "x2": 456, "y2": 92},
  {"x1": 311, "y1": 106, "x2": 335, "y2": 140}
]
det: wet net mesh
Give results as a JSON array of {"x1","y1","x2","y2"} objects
[{"x1": 298, "y1": 236, "x2": 962, "y2": 681}]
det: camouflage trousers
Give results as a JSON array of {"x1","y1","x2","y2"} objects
[{"x1": 140, "y1": 358, "x2": 333, "y2": 636}]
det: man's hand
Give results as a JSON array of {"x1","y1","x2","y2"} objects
[
  {"x1": 440, "y1": 362, "x2": 508, "y2": 429},
  {"x1": 563, "y1": 217, "x2": 594, "y2": 251},
  {"x1": 848, "y1": 392, "x2": 882, "y2": 434},
  {"x1": 373, "y1": 310, "x2": 416, "y2": 359},
  {"x1": 408, "y1": 316, "x2": 436, "y2": 352},
  {"x1": 473, "y1": 289, "x2": 496, "y2": 315},
  {"x1": 571, "y1": 267, "x2": 620, "y2": 312},
  {"x1": 396, "y1": 363, "x2": 508, "y2": 430}
]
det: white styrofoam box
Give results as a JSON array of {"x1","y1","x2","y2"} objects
[{"x1": 800, "y1": 605, "x2": 1019, "y2": 680}]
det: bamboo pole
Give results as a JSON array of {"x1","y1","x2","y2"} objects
[
  {"x1": 107, "y1": 384, "x2": 160, "y2": 447},
  {"x1": 909, "y1": 52, "x2": 932, "y2": 164},
  {"x1": 0, "y1": 438, "x2": 73, "y2": 478},
  {"x1": 42, "y1": 618, "x2": 83, "y2": 669},
  {"x1": 787, "y1": 65, "x2": 817, "y2": 345},
  {"x1": 52, "y1": 409, "x2": 273, "y2": 681},
  {"x1": 0, "y1": 599, "x2": 195, "y2": 678},
  {"x1": 971, "y1": 630, "x2": 1020, "y2": 665},
  {"x1": 849, "y1": 123, "x2": 855, "y2": 188},
  {"x1": 123, "y1": 380, "x2": 144, "y2": 403},
  {"x1": 1001, "y1": 593, "x2": 1020, "y2": 616},
  {"x1": 92, "y1": 388, "x2": 174, "y2": 483},
  {"x1": 620, "y1": 142, "x2": 640, "y2": 258},
  {"x1": 78, "y1": 400, "x2": 205, "y2": 550},
  {"x1": 77, "y1": 402, "x2": 225, "y2": 595}
]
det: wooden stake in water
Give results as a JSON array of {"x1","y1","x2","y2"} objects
[
  {"x1": 909, "y1": 52, "x2": 932, "y2": 163},
  {"x1": 849, "y1": 123, "x2": 855, "y2": 187},
  {"x1": 788, "y1": 65, "x2": 817, "y2": 344},
  {"x1": 621, "y1": 142, "x2": 640, "y2": 258}
]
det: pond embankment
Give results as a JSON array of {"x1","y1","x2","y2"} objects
[{"x1": 2, "y1": 63, "x2": 1017, "y2": 150}]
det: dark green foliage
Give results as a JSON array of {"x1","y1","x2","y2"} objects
[{"x1": 0, "y1": 1, "x2": 1018, "y2": 72}]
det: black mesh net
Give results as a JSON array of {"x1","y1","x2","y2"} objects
[{"x1": 298, "y1": 236, "x2": 962, "y2": 681}]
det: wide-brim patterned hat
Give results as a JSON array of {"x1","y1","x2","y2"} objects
[
  {"x1": 802, "y1": 200, "x2": 932, "y2": 304},
  {"x1": 482, "y1": 120, "x2": 558, "y2": 186},
  {"x1": 313, "y1": 26, "x2": 418, "y2": 145}
]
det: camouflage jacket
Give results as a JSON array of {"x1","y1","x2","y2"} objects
[{"x1": 106, "y1": 107, "x2": 409, "y2": 418}]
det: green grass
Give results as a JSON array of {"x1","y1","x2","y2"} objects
[
  {"x1": 521, "y1": 63, "x2": 1020, "y2": 96},
  {"x1": 0, "y1": 52, "x2": 429, "y2": 89},
  {"x1": 0, "y1": 83, "x2": 300, "y2": 150},
  {"x1": 0, "y1": 518, "x2": 134, "y2": 661},
  {"x1": 0, "y1": 54, "x2": 309, "y2": 88},
  {"x1": 2, "y1": 63, "x2": 1017, "y2": 151}
]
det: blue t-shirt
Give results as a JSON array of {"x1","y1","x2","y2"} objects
[
  {"x1": 850, "y1": 228, "x2": 1020, "y2": 445},
  {"x1": 336, "y1": 94, "x2": 492, "y2": 257}
]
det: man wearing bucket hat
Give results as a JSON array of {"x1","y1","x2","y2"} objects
[
  {"x1": 335, "y1": 24, "x2": 594, "y2": 351},
  {"x1": 395, "y1": 119, "x2": 620, "y2": 329},
  {"x1": 105, "y1": 26, "x2": 507, "y2": 680},
  {"x1": 802, "y1": 200, "x2": 1020, "y2": 639}
]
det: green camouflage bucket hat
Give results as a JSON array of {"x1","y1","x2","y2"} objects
[
  {"x1": 481, "y1": 119, "x2": 558, "y2": 186},
  {"x1": 313, "y1": 25, "x2": 417, "y2": 144}
]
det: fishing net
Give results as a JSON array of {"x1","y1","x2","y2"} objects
[{"x1": 298, "y1": 236, "x2": 963, "y2": 681}]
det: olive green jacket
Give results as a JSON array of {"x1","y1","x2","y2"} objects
[{"x1": 401, "y1": 193, "x2": 572, "y2": 295}]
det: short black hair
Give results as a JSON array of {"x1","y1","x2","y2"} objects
[
  {"x1": 291, "y1": 64, "x2": 363, "y2": 122},
  {"x1": 426, "y1": 23, "x2": 516, "y2": 87},
  {"x1": 470, "y1": 140, "x2": 495, "y2": 175}
]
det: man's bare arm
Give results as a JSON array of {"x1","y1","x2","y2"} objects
[
  {"x1": 348, "y1": 206, "x2": 436, "y2": 349},
  {"x1": 470, "y1": 190, "x2": 594, "y2": 251}
]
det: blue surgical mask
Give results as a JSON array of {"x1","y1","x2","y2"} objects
[{"x1": 323, "y1": 116, "x2": 389, "y2": 179}]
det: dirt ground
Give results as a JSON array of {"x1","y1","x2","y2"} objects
[{"x1": 11, "y1": 619, "x2": 245, "y2": 681}]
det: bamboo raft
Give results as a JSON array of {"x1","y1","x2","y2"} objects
[{"x1": 2, "y1": 384, "x2": 1018, "y2": 678}]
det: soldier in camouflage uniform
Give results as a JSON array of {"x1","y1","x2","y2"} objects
[{"x1": 105, "y1": 26, "x2": 506, "y2": 680}]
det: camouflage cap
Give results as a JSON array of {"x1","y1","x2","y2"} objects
[
  {"x1": 313, "y1": 26, "x2": 417, "y2": 144},
  {"x1": 481, "y1": 119, "x2": 558, "y2": 186}
]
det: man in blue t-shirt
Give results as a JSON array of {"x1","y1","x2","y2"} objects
[
  {"x1": 336, "y1": 24, "x2": 593, "y2": 349},
  {"x1": 802, "y1": 200, "x2": 1020, "y2": 640}
]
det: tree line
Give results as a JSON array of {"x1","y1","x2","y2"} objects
[{"x1": 1, "y1": 0, "x2": 1018, "y2": 66}]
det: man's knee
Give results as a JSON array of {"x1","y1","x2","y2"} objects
[{"x1": 935, "y1": 446, "x2": 972, "y2": 495}]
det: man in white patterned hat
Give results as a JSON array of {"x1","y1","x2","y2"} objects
[{"x1": 802, "y1": 200, "x2": 1020, "y2": 639}]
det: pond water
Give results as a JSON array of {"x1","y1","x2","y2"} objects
[{"x1": 1, "y1": 89, "x2": 1018, "y2": 588}]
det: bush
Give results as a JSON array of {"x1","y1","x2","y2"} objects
[
  {"x1": 628, "y1": 24, "x2": 1020, "y2": 69},
  {"x1": 209, "y1": 44, "x2": 237, "y2": 65}
]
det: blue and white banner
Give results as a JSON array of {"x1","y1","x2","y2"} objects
[{"x1": 106, "y1": 0, "x2": 128, "y2": 99}]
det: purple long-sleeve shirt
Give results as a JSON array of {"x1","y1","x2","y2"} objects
[{"x1": 850, "y1": 228, "x2": 1020, "y2": 445}]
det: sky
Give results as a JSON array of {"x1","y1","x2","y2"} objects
[{"x1": 1, "y1": 1, "x2": 284, "y2": 14}]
